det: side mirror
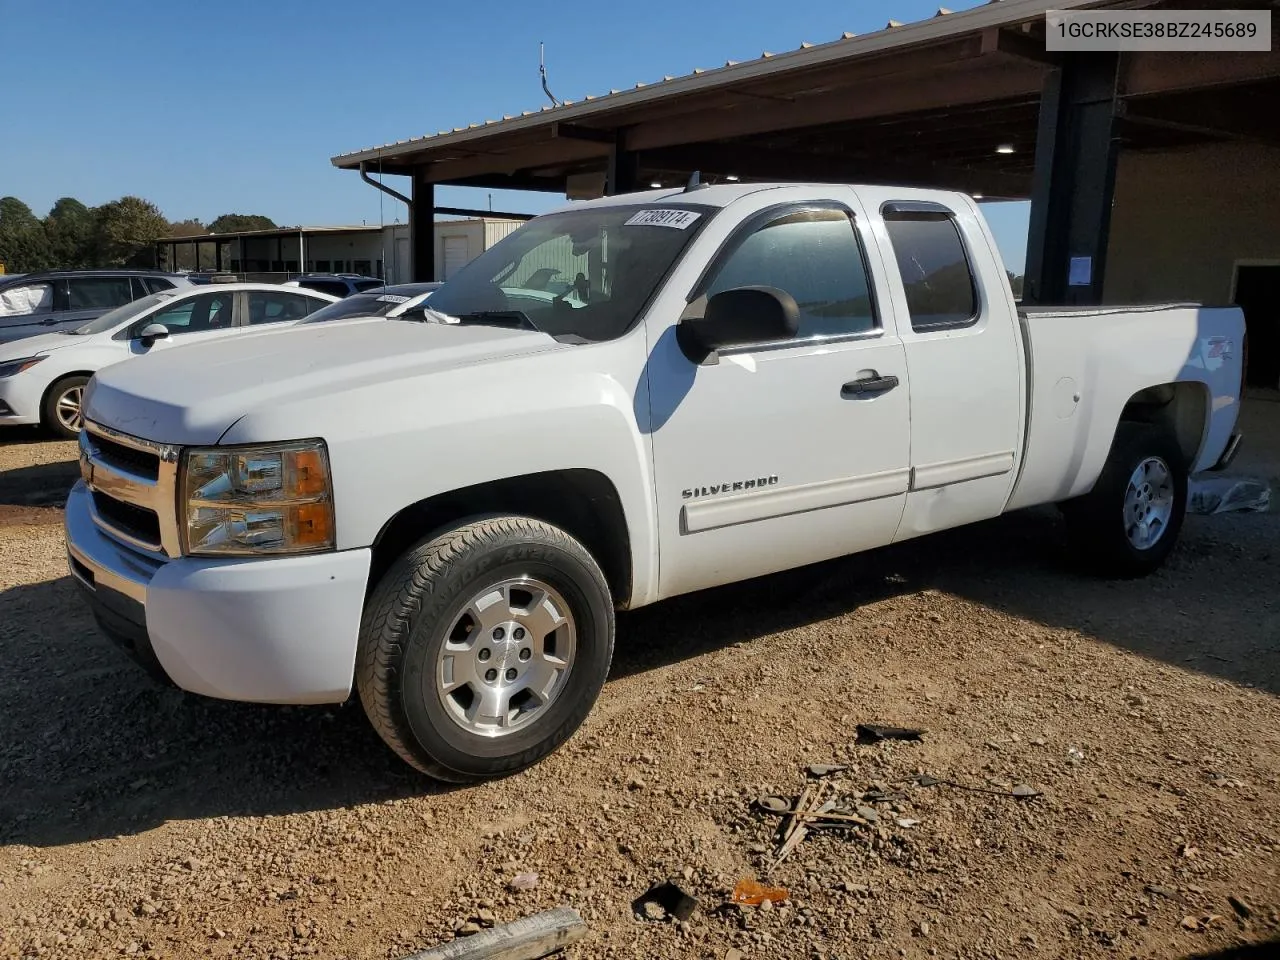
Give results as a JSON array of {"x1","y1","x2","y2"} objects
[
  {"x1": 676, "y1": 286, "x2": 800, "y2": 364},
  {"x1": 137, "y1": 322, "x2": 170, "y2": 344}
]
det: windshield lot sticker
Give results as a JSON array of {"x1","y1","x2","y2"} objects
[
  {"x1": 625, "y1": 209, "x2": 702, "y2": 229},
  {"x1": 375, "y1": 295, "x2": 411, "y2": 303}
]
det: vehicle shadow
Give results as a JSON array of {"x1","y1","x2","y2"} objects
[
  {"x1": 0, "y1": 576, "x2": 453, "y2": 849},
  {"x1": 0, "y1": 459, "x2": 80, "y2": 508},
  {"x1": 612, "y1": 503, "x2": 1279, "y2": 699},
  {"x1": 1, "y1": 497, "x2": 1273, "y2": 849}
]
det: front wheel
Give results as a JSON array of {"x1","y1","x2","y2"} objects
[
  {"x1": 1061, "y1": 424, "x2": 1188, "y2": 578},
  {"x1": 42, "y1": 375, "x2": 90, "y2": 440},
  {"x1": 356, "y1": 515, "x2": 615, "y2": 782}
]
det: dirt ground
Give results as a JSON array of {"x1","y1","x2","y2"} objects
[{"x1": 1, "y1": 402, "x2": 1278, "y2": 960}]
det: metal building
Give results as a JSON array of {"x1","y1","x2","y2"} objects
[{"x1": 157, "y1": 218, "x2": 522, "y2": 285}]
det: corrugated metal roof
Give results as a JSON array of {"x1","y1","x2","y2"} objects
[{"x1": 332, "y1": 0, "x2": 1108, "y2": 168}]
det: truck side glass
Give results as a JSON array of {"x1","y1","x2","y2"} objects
[
  {"x1": 881, "y1": 209, "x2": 979, "y2": 331},
  {"x1": 703, "y1": 207, "x2": 878, "y2": 341}
]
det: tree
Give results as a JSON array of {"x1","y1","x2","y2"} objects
[
  {"x1": 44, "y1": 197, "x2": 95, "y2": 269},
  {"x1": 0, "y1": 196, "x2": 53, "y2": 273},
  {"x1": 208, "y1": 213, "x2": 276, "y2": 234},
  {"x1": 91, "y1": 196, "x2": 170, "y2": 267},
  {"x1": 1006, "y1": 271, "x2": 1025, "y2": 299}
]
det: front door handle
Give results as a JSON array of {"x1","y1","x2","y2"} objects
[{"x1": 841, "y1": 373, "x2": 900, "y2": 398}]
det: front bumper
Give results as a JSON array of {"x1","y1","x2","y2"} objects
[
  {"x1": 65, "y1": 481, "x2": 372, "y2": 704},
  {"x1": 0, "y1": 373, "x2": 42, "y2": 425}
]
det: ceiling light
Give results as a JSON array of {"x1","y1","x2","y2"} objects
[
  {"x1": 972, "y1": 192, "x2": 984, "y2": 199},
  {"x1": 649, "y1": 181, "x2": 663, "y2": 189},
  {"x1": 726, "y1": 174, "x2": 740, "y2": 182},
  {"x1": 995, "y1": 144, "x2": 1015, "y2": 154}
]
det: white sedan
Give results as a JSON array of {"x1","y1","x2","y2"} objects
[{"x1": 0, "y1": 283, "x2": 337, "y2": 438}]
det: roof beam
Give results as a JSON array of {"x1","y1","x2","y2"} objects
[
  {"x1": 1122, "y1": 49, "x2": 1280, "y2": 97},
  {"x1": 626, "y1": 59, "x2": 1046, "y2": 152},
  {"x1": 980, "y1": 26, "x2": 1059, "y2": 65},
  {"x1": 640, "y1": 143, "x2": 1030, "y2": 199},
  {"x1": 420, "y1": 137, "x2": 611, "y2": 183},
  {"x1": 552, "y1": 122, "x2": 618, "y2": 144},
  {"x1": 1117, "y1": 97, "x2": 1280, "y2": 148}
]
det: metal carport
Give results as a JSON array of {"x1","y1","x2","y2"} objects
[{"x1": 331, "y1": 0, "x2": 1280, "y2": 321}]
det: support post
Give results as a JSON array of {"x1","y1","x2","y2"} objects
[
  {"x1": 1023, "y1": 51, "x2": 1120, "y2": 305},
  {"x1": 411, "y1": 178, "x2": 435, "y2": 282},
  {"x1": 299, "y1": 229, "x2": 306, "y2": 275},
  {"x1": 215, "y1": 241, "x2": 223, "y2": 272},
  {"x1": 605, "y1": 133, "x2": 638, "y2": 196}
]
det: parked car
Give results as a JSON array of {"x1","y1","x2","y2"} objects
[
  {"x1": 0, "y1": 283, "x2": 337, "y2": 438},
  {"x1": 296, "y1": 282, "x2": 443, "y2": 324},
  {"x1": 0, "y1": 270, "x2": 194, "y2": 345},
  {"x1": 66, "y1": 182, "x2": 1246, "y2": 782},
  {"x1": 283, "y1": 273, "x2": 387, "y2": 298}
]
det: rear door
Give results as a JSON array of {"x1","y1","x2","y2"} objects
[
  {"x1": 868, "y1": 194, "x2": 1023, "y2": 541},
  {"x1": 240, "y1": 289, "x2": 329, "y2": 327},
  {"x1": 60, "y1": 276, "x2": 137, "y2": 332}
]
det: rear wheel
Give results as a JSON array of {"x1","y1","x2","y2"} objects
[
  {"x1": 42, "y1": 375, "x2": 90, "y2": 440},
  {"x1": 356, "y1": 515, "x2": 615, "y2": 782},
  {"x1": 1061, "y1": 424, "x2": 1188, "y2": 578}
]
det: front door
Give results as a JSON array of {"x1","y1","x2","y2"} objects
[
  {"x1": 646, "y1": 198, "x2": 911, "y2": 599},
  {"x1": 125, "y1": 290, "x2": 241, "y2": 357}
]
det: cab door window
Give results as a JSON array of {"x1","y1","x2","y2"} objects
[{"x1": 702, "y1": 206, "x2": 878, "y2": 340}]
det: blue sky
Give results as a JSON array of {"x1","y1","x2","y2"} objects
[{"x1": 0, "y1": 0, "x2": 1029, "y2": 272}]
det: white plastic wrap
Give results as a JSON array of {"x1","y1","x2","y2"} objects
[
  {"x1": 0, "y1": 283, "x2": 52, "y2": 317},
  {"x1": 1188, "y1": 476, "x2": 1271, "y2": 515}
]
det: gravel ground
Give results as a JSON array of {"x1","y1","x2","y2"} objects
[{"x1": 1, "y1": 402, "x2": 1278, "y2": 960}]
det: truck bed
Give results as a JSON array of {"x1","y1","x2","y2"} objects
[{"x1": 1004, "y1": 302, "x2": 1246, "y2": 513}]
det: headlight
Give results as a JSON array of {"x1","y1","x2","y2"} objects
[
  {"x1": 0, "y1": 356, "x2": 45, "y2": 378},
  {"x1": 180, "y1": 439, "x2": 335, "y2": 556}
]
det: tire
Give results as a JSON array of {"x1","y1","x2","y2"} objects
[
  {"x1": 356, "y1": 514, "x2": 615, "y2": 782},
  {"x1": 42, "y1": 375, "x2": 90, "y2": 440},
  {"x1": 1061, "y1": 423, "x2": 1188, "y2": 579}
]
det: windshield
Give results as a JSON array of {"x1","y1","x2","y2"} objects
[
  {"x1": 299, "y1": 290, "x2": 430, "y2": 324},
  {"x1": 425, "y1": 203, "x2": 714, "y2": 342},
  {"x1": 67, "y1": 292, "x2": 175, "y2": 335}
]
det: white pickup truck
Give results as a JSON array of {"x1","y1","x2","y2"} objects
[{"x1": 65, "y1": 182, "x2": 1246, "y2": 782}]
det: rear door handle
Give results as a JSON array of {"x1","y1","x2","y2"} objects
[{"x1": 841, "y1": 374, "x2": 900, "y2": 398}]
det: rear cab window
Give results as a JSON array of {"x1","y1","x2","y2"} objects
[{"x1": 880, "y1": 202, "x2": 979, "y2": 331}]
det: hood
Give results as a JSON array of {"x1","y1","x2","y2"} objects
[
  {"x1": 84, "y1": 319, "x2": 565, "y2": 445},
  {"x1": 0, "y1": 331, "x2": 83, "y2": 359}
]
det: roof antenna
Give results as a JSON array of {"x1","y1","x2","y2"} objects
[
  {"x1": 684, "y1": 170, "x2": 708, "y2": 192},
  {"x1": 540, "y1": 42, "x2": 561, "y2": 107}
]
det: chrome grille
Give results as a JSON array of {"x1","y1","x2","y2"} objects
[
  {"x1": 91, "y1": 433, "x2": 160, "y2": 481},
  {"x1": 81, "y1": 421, "x2": 183, "y2": 558}
]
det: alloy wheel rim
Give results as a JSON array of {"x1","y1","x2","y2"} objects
[
  {"x1": 1123, "y1": 456, "x2": 1174, "y2": 550},
  {"x1": 435, "y1": 577, "x2": 577, "y2": 737},
  {"x1": 56, "y1": 386, "x2": 83, "y2": 433}
]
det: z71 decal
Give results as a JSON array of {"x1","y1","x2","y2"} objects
[{"x1": 682, "y1": 475, "x2": 779, "y2": 500}]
